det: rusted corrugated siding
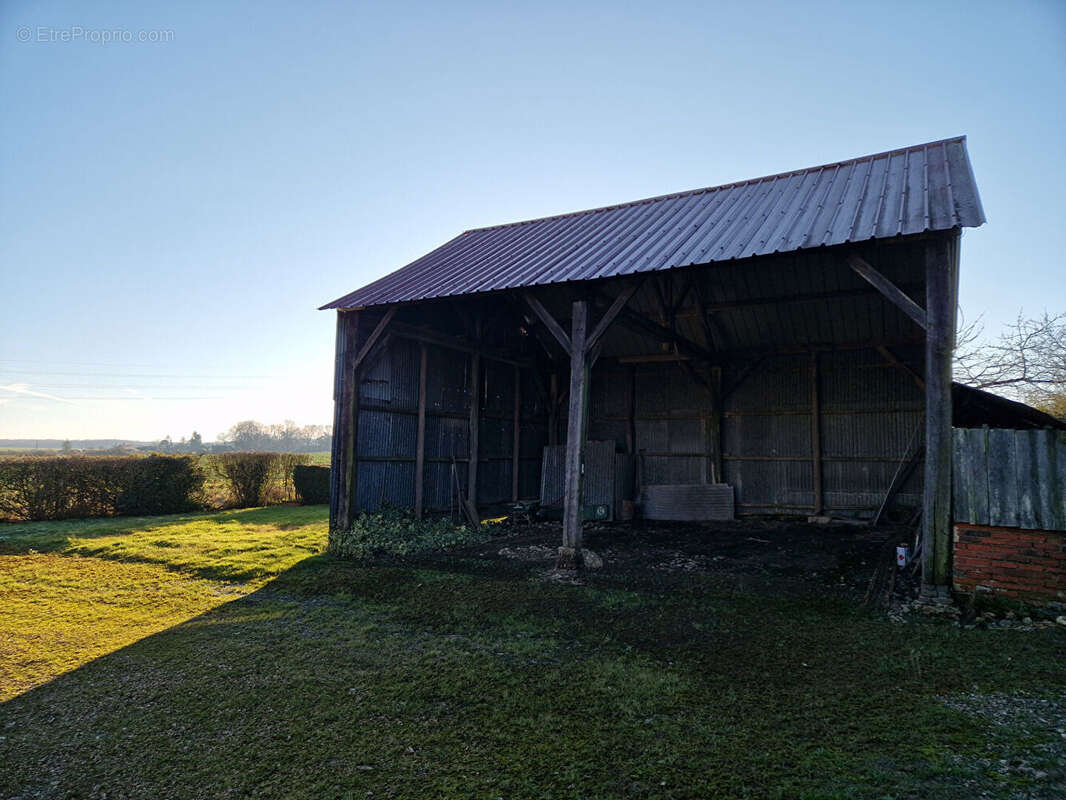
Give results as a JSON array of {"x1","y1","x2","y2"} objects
[{"x1": 323, "y1": 137, "x2": 983, "y2": 311}]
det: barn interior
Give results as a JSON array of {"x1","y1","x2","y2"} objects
[{"x1": 323, "y1": 137, "x2": 988, "y2": 594}]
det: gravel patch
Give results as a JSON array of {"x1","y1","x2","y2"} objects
[{"x1": 940, "y1": 692, "x2": 1066, "y2": 799}]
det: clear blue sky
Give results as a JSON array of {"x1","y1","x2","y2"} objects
[{"x1": 1, "y1": 0, "x2": 1064, "y2": 441}]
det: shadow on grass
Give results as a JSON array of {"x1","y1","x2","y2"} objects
[
  {"x1": 3, "y1": 548, "x2": 1064, "y2": 799},
  {"x1": 0, "y1": 505, "x2": 328, "y2": 557}
]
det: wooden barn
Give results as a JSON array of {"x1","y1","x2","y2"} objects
[{"x1": 322, "y1": 137, "x2": 988, "y2": 597}]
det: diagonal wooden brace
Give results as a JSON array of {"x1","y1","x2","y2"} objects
[{"x1": 847, "y1": 254, "x2": 927, "y2": 330}]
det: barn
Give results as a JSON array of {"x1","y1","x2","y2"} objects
[{"x1": 321, "y1": 136, "x2": 986, "y2": 598}]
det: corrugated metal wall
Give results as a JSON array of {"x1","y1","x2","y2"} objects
[
  {"x1": 353, "y1": 337, "x2": 924, "y2": 518},
  {"x1": 588, "y1": 345, "x2": 923, "y2": 516},
  {"x1": 353, "y1": 331, "x2": 547, "y2": 513}
]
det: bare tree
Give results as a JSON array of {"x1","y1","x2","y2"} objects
[
  {"x1": 954, "y1": 310, "x2": 1066, "y2": 416},
  {"x1": 218, "y1": 420, "x2": 332, "y2": 452}
]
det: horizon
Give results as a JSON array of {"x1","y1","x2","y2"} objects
[{"x1": 3, "y1": 0, "x2": 1064, "y2": 440}]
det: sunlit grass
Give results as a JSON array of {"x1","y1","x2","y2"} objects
[{"x1": 0, "y1": 505, "x2": 327, "y2": 700}]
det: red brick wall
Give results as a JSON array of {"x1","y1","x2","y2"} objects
[{"x1": 953, "y1": 524, "x2": 1066, "y2": 604}]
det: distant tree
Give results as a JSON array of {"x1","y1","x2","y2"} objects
[
  {"x1": 189, "y1": 431, "x2": 203, "y2": 452},
  {"x1": 955, "y1": 310, "x2": 1066, "y2": 417},
  {"x1": 61, "y1": 440, "x2": 72, "y2": 453},
  {"x1": 218, "y1": 420, "x2": 331, "y2": 452},
  {"x1": 221, "y1": 420, "x2": 268, "y2": 450},
  {"x1": 159, "y1": 435, "x2": 173, "y2": 453}
]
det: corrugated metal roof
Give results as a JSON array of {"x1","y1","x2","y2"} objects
[{"x1": 322, "y1": 136, "x2": 985, "y2": 310}]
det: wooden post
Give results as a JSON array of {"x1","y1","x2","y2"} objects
[
  {"x1": 711, "y1": 365, "x2": 723, "y2": 484},
  {"x1": 414, "y1": 342, "x2": 428, "y2": 519},
  {"x1": 922, "y1": 235, "x2": 955, "y2": 596},
  {"x1": 810, "y1": 351, "x2": 823, "y2": 515},
  {"x1": 328, "y1": 313, "x2": 347, "y2": 531},
  {"x1": 559, "y1": 300, "x2": 589, "y2": 570},
  {"x1": 625, "y1": 365, "x2": 636, "y2": 455},
  {"x1": 548, "y1": 372, "x2": 559, "y2": 446},
  {"x1": 329, "y1": 311, "x2": 360, "y2": 534},
  {"x1": 467, "y1": 350, "x2": 481, "y2": 524},
  {"x1": 512, "y1": 364, "x2": 521, "y2": 502}
]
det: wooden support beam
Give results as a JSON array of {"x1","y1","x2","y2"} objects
[
  {"x1": 717, "y1": 336, "x2": 925, "y2": 361},
  {"x1": 810, "y1": 352, "x2": 823, "y2": 516},
  {"x1": 559, "y1": 299, "x2": 590, "y2": 570},
  {"x1": 679, "y1": 358, "x2": 715, "y2": 396},
  {"x1": 611, "y1": 304, "x2": 714, "y2": 361},
  {"x1": 876, "y1": 345, "x2": 925, "y2": 390},
  {"x1": 692, "y1": 281, "x2": 727, "y2": 353},
  {"x1": 625, "y1": 365, "x2": 636, "y2": 455},
  {"x1": 352, "y1": 306, "x2": 397, "y2": 372},
  {"x1": 873, "y1": 442, "x2": 922, "y2": 527},
  {"x1": 386, "y1": 319, "x2": 532, "y2": 367},
  {"x1": 511, "y1": 364, "x2": 521, "y2": 502},
  {"x1": 588, "y1": 341, "x2": 603, "y2": 370},
  {"x1": 710, "y1": 366, "x2": 723, "y2": 483},
  {"x1": 922, "y1": 236, "x2": 956, "y2": 595},
  {"x1": 329, "y1": 311, "x2": 361, "y2": 534},
  {"x1": 586, "y1": 280, "x2": 641, "y2": 354},
  {"x1": 847, "y1": 254, "x2": 928, "y2": 330},
  {"x1": 548, "y1": 372, "x2": 559, "y2": 446},
  {"x1": 524, "y1": 292, "x2": 571, "y2": 354},
  {"x1": 467, "y1": 347, "x2": 481, "y2": 526},
  {"x1": 721, "y1": 357, "x2": 765, "y2": 402},
  {"x1": 414, "y1": 342, "x2": 428, "y2": 519},
  {"x1": 617, "y1": 353, "x2": 693, "y2": 364},
  {"x1": 672, "y1": 282, "x2": 924, "y2": 319}
]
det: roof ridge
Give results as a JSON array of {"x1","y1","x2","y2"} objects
[{"x1": 461, "y1": 136, "x2": 968, "y2": 235}]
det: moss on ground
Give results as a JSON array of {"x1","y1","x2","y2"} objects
[{"x1": 1, "y1": 507, "x2": 1064, "y2": 799}]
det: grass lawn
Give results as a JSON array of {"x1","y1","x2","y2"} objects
[{"x1": 1, "y1": 508, "x2": 1063, "y2": 799}]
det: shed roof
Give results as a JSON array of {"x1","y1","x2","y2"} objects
[{"x1": 322, "y1": 136, "x2": 985, "y2": 310}]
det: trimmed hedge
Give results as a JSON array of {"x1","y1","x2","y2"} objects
[
  {"x1": 292, "y1": 465, "x2": 330, "y2": 505},
  {"x1": 214, "y1": 452, "x2": 278, "y2": 508},
  {"x1": 0, "y1": 455, "x2": 203, "y2": 521},
  {"x1": 114, "y1": 456, "x2": 205, "y2": 516},
  {"x1": 272, "y1": 453, "x2": 312, "y2": 502}
]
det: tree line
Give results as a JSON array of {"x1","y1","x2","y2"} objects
[{"x1": 153, "y1": 420, "x2": 332, "y2": 454}]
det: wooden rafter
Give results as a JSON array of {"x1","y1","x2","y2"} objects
[
  {"x1": 523, "y1": 292, "x2": 571, "y2": 353},
  {"x1": 609, "y1": 302, "x2": 714, "y2": 361},
  {"x1": 877, "y1": 345, "x2": 925, "y2": 390},
  {"x1": 586, "y1": 279, "x2": 642, "y2": 354},
  {"x1": 847, "y1": 254, "x2": 928, "y2": 330},
  {"x1": 387, "y1": 319, "x2": 532, "y2": 367},
  {"x1": 352, "y1": 305, "x2": 397, "y2": 372}
]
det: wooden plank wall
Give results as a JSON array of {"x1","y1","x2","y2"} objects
[{"x1": 953, "y1": 428, "x2": 1066, "y2": 532}]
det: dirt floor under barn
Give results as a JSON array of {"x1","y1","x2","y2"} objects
[{"x1": 438, "y1": 518, "x2": 919, "y2": 600}]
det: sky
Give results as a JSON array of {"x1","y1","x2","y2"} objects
[{"x1": 1, "y1": 0, "x2": 1064, "y2": 441}]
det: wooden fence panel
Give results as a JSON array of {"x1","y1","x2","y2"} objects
[{"x1": 953, "y1": 427, "x2": 1066, "y2": 531}]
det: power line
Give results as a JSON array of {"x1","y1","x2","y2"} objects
[
  {"x1": 0, "y1": 370, "x2": 279, "y2": 378},
  {"x1": 14, "y1": 396, "x2": 226, "y2": 401},
  {"x1": 12, "y1": 383, "x2": 266, "y2": 390}
]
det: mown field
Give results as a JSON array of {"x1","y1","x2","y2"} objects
[{"x1": 1, "y1": 508, "x2": 1064, "y2": 799}]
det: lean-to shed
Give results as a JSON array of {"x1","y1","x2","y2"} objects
[{"x1": 321, "y1": 136, "x2": 986, "y2": 595}]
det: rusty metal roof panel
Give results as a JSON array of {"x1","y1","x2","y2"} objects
[{"x1": 322, "y1": 137, "x2": 985, "y2": 310}]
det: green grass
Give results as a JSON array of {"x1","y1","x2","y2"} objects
[
  {"x1": 0, "y1": 506, "x2": 325, "y2": 700},
  {"x1": 1, "y1": 509, "x2": 1064, "y2": 799}
]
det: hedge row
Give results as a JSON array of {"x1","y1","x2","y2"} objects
[
  {"x1": 292, "y1": 465, "x2": 330, "y2": 505},
  {"x1": 0, "y1": 455, "x2": 203, "y2": 521},
  {"x1": 0, "y1": 454, "x2": 332, "y2": 522}
]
